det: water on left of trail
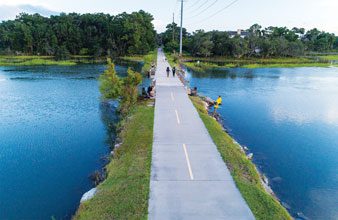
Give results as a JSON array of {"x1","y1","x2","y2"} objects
[{"x1": 0, "y1": 64, "x2": 142, "y2": 219}]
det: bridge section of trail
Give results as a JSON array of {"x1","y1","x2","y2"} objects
[{"x1": 148, "y1": 49, "x2": 255, "y2": 220}]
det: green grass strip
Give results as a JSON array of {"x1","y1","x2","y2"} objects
[{"x1": 74, "y1": 102, "x2": 154, "y2": 219}]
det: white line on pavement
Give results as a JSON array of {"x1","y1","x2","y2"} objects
[
  {"x1": 182, "y1": 144, "x2": 194, "y2": 180},
  {"x1": 171, "y1": 92, "x2": 175, "y2": 101},
  {"x1": 175, "y1": 109, "x2": 180, "y2": 124}
]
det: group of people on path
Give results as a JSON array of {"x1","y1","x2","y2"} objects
[{"x1": 166, "y1": 66, "x2": 176, "y2": 77}]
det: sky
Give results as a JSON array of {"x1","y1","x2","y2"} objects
[{"x1": 0, "y1": 0, "x2": 337, "y2": 34}]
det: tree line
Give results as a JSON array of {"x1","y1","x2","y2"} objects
[
  {"x1": 0, "y1": 11, "x2": 156, "y2": 59},
  {"x1": 160, "y1": 23, "x2": 338, "y2": 57}
]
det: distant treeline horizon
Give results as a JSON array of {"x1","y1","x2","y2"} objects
[
  {"x1": 0, "y1": 11, "x2": 337, "y2": 59},
  {"x1": 0, "y1": 11, "x2": 156, "y2": 59},
  {"x1": 160, "y1": 23, "x2": 338, "y2": 58}
]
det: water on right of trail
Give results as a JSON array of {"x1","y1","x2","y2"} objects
[{"x1": 185, "y1": 66, "x2": 338, "y2": 220}]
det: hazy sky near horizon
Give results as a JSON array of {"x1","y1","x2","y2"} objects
[{"x1": 0, "y1": 0, "x2": 337, "y2": 34}]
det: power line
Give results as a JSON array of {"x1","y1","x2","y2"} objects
[
  {"x1": 185, "y1": 0, "x2": 200, "y2": 6},
  {"x1": 186, "y1": 0, "x2": 218, "y2": 19},
  {"x1": 172, "y1": 0, "x2": 179, "y2": 15},
  {"x1": 186, "y1": 0, "x2": 210, "y2": 13},
  {"x1": 186, "y1": 0, "x2": 240, "y2": 26},
  {"x1": 185, "y1": 0, "x2": 202, "y2": 11},
  {"x1": 191, "y1": 0, "x2": 203, "y2": 6}
]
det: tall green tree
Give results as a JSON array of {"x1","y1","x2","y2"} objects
[
  {"x1": 99, "y1": 59, "x2": 142, "y2": 117},
  {"x1": 119, "y1": 68, "x2": 142, "y2": 116},
  {"x1": 99, "y1": 59, "x2": 122, "y2": 100},
  {"x1": 159, "y1": 22, "x2": 189, "y2": 53}
]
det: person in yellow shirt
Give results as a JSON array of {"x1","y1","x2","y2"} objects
[
  {"x1": 213, "y1": 96, "x2": 222, "y2": 116},
  {"x1": 216, "y1": 96, "x2": 222, "y2": 105}
]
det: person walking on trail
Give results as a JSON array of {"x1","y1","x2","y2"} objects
[
  {"x1": 172, "y1": 67, "x2": 176, "y2": 77},
  {"x1": 166, "y1": 67, "x2": 170, "y2": 77}
]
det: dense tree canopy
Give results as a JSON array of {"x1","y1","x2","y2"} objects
[
  {"x1": 0, "y1": 11, "x2": 156, "y2": 57},
  {"x1": 161, "y1": 23, "x2": 338, "y2": 57},
  {"x1": 158, "y1": 22, "x2": 189, "y2": 53}
]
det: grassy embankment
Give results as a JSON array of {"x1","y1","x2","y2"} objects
[
  {"x1": 74, "y1": 101, "x2": 154, "y2": 219},
  {"x1": 190, "y1": 96, "x2": 292, "y2": 220},
  {"x1": 177, "y1": 55, "x2": 334, "y2": 71},
  {"x1": 74, "y1": 50, "x2": 157, "y2": 219}
]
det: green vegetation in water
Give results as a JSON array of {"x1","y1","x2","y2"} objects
[
  {"x1": 184, "y1": 61, "x2": 235, "y2": 71},
  {"x1": 0, "y1": 55, "x2": 113, "y2": 66},
  {"x1": 318, "y1": 54, "x2": 338, "y2": 61},
  {"x1": 241, "y1": 62, "x2": 331, "y2": 68},
  {"x1": 0, "y1": 56, "x2": 77, "y2": 66},
  {"x1": 74, "y1": 101, "x2": 154, "y2": 219},
  {"x1": 181, "y1": 56, "x2": 331, "y2": 71},
  {"x1": 190, "y1": 96, "x2": 292, "y2": 220}
]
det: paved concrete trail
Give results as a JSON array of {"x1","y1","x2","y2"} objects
[{"x1": 148, "y1": 49, "x2": 255, "y2": 220}]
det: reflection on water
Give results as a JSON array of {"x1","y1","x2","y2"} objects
[
  {"x1": 187, "y1": 67, "x2": 281, "y2": 79},
  {"x1": 185, "y1": 66, "x2": 338, "y2": 220},
  {"x1": 0, "y1": 64, "x2": 141, "y2": 220}
]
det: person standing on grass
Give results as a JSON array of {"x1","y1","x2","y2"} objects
[
  {"x1": 172, "y1": 67, "x2": 176, "y2": 77},
  {"x1": 166, "y1": 67, "x2": 170, "y2": 77}
]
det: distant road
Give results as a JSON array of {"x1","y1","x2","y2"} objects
[{"x1": 148, "y1": 49, "x2": 255, "y2": 219}]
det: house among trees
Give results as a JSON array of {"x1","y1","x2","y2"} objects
[{"x1": 227, "y1": 29, "x2": 249, "y2": 38}]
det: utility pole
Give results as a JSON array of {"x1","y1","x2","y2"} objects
[{"x1": 179, "y1": 0, "x2": 184, "y2": 56}]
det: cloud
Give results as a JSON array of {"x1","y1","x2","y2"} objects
[{"x1": 0, "y1": 4, "x2": 59, "y2": 21}]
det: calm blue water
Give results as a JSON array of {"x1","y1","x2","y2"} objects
[
  {"x1": 185, "y1": 67, "x2": 338, "y2": 220},
  {"x1": 0, "y1": 63, "x2": 143, "y2": 219}
]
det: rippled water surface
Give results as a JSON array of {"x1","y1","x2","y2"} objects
[
  {"x1": 185, "y1": 67, "x2": 338, "y2": 220},
  {"x1": 0, "y1": 64, "x2": 142, "y2": 219}
]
